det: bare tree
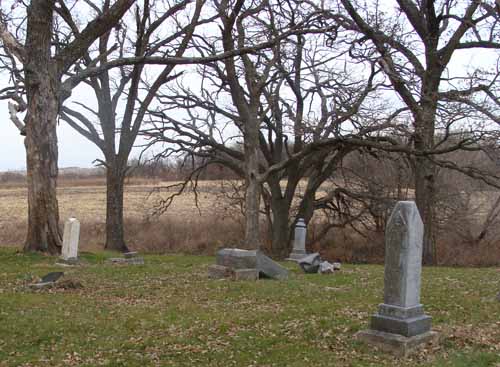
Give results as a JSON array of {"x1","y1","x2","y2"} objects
[
  {"x1": 0, "y1": 0, "x2": 135, "y2": 253},
  {"x1": 59, "y1": 0, "x2": 205, "y2": 252},
  {"x1": 143, "y1": 1, "x2": 397, "y2": 255},
  {"x1": 337, "y1": 0, "x2": 500, "y2": 264}
]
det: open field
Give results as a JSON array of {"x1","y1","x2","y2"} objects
[
  {"x1": 0, "y1": 181, "x2": 246, "y2": 253},
  {"x1": 0, "y1": 249, "x2": 498, "y2": 366},
  {"x1": 1, "y1": 179, "x2": 500, "y2": 265}
]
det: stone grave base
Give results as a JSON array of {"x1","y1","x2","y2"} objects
[
  {"x1": 55, "y1": 257, "x2": 80, "y2": 267},
  {"x1": 208, "y1": 265, "x2": 259, "y2": 281},
  {"x1": 355, "y1": 329, "x2": 439, "y2": 358},
  {"x1": 285, "y1": 251, "x2": 307, "y2": 262}
]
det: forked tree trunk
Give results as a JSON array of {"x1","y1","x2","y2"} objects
[
  {"x1": 23, "y1": 0, "x2": 62, "y2": 254},
  {"x1": 105, "y1": 165, "x2": 129, "y2": 252}
]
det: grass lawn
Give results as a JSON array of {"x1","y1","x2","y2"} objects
[{"x1": 0, "y1": 249, "x2": 498, "y2": 367}]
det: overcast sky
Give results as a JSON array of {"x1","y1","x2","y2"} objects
[{"x1": 0, "y1": 1, "x2": 496, "y2": 172}]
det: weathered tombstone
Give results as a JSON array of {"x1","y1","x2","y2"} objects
[
  {"x1": 356, "y1": 201, "x2": 438, "y2": 357},
  {"x1": 287, "y1": 219, "x2": 307, "y2": 261},
  {"x1": 61, "y1": 217, "x2": 80, "y2": 262},
  {"x1": 213, "y1": 248, "x2": 288, "y2": 280}
]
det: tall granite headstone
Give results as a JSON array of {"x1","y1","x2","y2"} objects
[
  {"x1": 356, "y1": 201, "x2": 438, "y2": 356},
  {"x1": 61, "y1": 217, "x2": 80, "y2": 262},
  {"x1": 287, "y1": 218, "x2": 307, "y2": 261}
]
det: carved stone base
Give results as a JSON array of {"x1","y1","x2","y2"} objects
[
  {"x1": 371, "y1": 313, "x2": 432, "y2": 337},
  {"x1": 286, "y1": 250, "x2": 307, "y2": 262},
  {"x1": 355, "y1": 329, "x2": 439, "y2": 357}
]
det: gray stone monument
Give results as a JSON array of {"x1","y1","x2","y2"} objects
[
  {"x1": 356, "y1": 201, "x2": 438, "y2": 357},
  {"x1": 212, "y1": 248, "x2": 288, "y2": 280},
  {"x1": 61, "y1": 217, "x2": 80, "y2": 262},
  {"x1": 287, "y1": 218, "x2": 307, "y2": 261}
]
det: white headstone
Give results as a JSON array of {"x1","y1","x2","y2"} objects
[{"x1": 61, "y1": 217, "x2": 80, "y2": 261}]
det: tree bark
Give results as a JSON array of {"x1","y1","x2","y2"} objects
[
  {"x1": 23, "y1": 0, "x2": 62, "y2": 254},
  {"x1": 414, "y1": 98, "x2": 438, "y2": 265},
  {"x1": 270, "y1": 198, "x2": 291, "y2": 257},
  {"x1": 243, "y1": 123, "x2": 262, "y2": 248},
  {"x1": 104, "y1": 165, "x2": 129, "y2": 252}
]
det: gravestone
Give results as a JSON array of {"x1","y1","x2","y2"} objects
[
  {"x1": 356, "y1": 201, "x2": 438, "y2": 357},
  {"x1": 214, "y1": 248, "x2": 288, "y2": 280},
  {"x1": 61, "y1": 217, "x2": 80, "y2": 262},
  {"x1": 287, "y1": 219, "x2": 307, "y2": 261}
]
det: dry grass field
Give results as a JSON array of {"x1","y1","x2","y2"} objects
[
  {"x1": 0, "y1": 180, "x2": 246, "y2": 253},
  {"x1": 1, "y1": 178, "x2": 500, "y2": 265}
]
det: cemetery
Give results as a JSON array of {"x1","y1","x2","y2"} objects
[
  {"x1": 0, "y1": 0, "x2": 499, "y2": 365},
  {"x1": 0, "y1": 202, "x2": 498, "y2": 365}
]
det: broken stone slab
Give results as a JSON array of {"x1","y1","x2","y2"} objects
[
  {"x1": 319, "y1": 261, "x2": 335, "y2": 274},
  {"x1": 333, "y1": 262, "x2": 341, "y2": 271},
  {"x1": 124, "y1": 251, "x2": 138, "y2": 258},
  {"x1": 108, "y1": 257, "x2": 145, "y2": 265},
  {"x1": 215, "y1": 248, "x2": 288, "y2": 280},
  {"x1": 208, "y1": 264, "x2": 233, "y2": 279},
  {"x1": 29, "y1": 281, "x2": 56, "y2": 290},
  {"x1": 256, "y1": 251, "x2": 288, "y2": 280},
  {"x1": 216, "y1": 248, "x2": 257, "y2": 269},
  {"x1": 298, "y1": 252, "x2": 321, "y2": 273},
  {"x1": 41, "y1": 272, "x2": 64, "y2": 283},
  {"x1": 233, "y1": 268, "x2": 259, "y2": 281}
]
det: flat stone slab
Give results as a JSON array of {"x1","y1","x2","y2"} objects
[
  {"x1": 216, "y1": 248, "x2": 257, "y2": 269},
  {"x1": 29, "y1": 281, "x2": 56, "y2": 290},
  {"x1": 208, "y1": 264, "x2": 233, "y2": 279},
  {"x1": 40, "y1": 272, "x2": 64, "y2": 283},
  {"x1": 256, "y1": 251, "x2": 288, "y2": 280},
  {"x1": 286, "y1": 251, "x2": 307, "y2": 262},
  {"x1": 355, "y1": 329, "x2": 439, "y2": 357},
  {"x1": 124, "y1": 252, "x2": 138, "y2": 258},
  {"x1": 233, "y1": 268, "x2": 259, "y2": 281},
  {"x1": 108, "y1": 257, "x2": 144, "y2": 265}
]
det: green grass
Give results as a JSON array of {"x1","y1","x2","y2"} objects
[{"x1": 0, "y1": 248, "x2": 498, "y2": 367}]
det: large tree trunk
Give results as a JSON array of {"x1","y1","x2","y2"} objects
[
  {"x1": 270, "y1": 199, "x2": 291, "y2": 257},
  {"x1": 243, "y1": 117, "x2": 262, "y2": 248},
  {"x1": 244, "y1": 152, "x2": 261, "y2": 248},
  {"x1": 414, "y1": 159, "x2": 436, "y2": 265},
  {"x1": 104, "y1": 165, "x2": 129, "y2": 252},
  {"x1": 414, "y1": 100, "x2": 438, "y2": 265},
  {"x1": 23, "y1": 0, "x2": 62, "y2": 254}
]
